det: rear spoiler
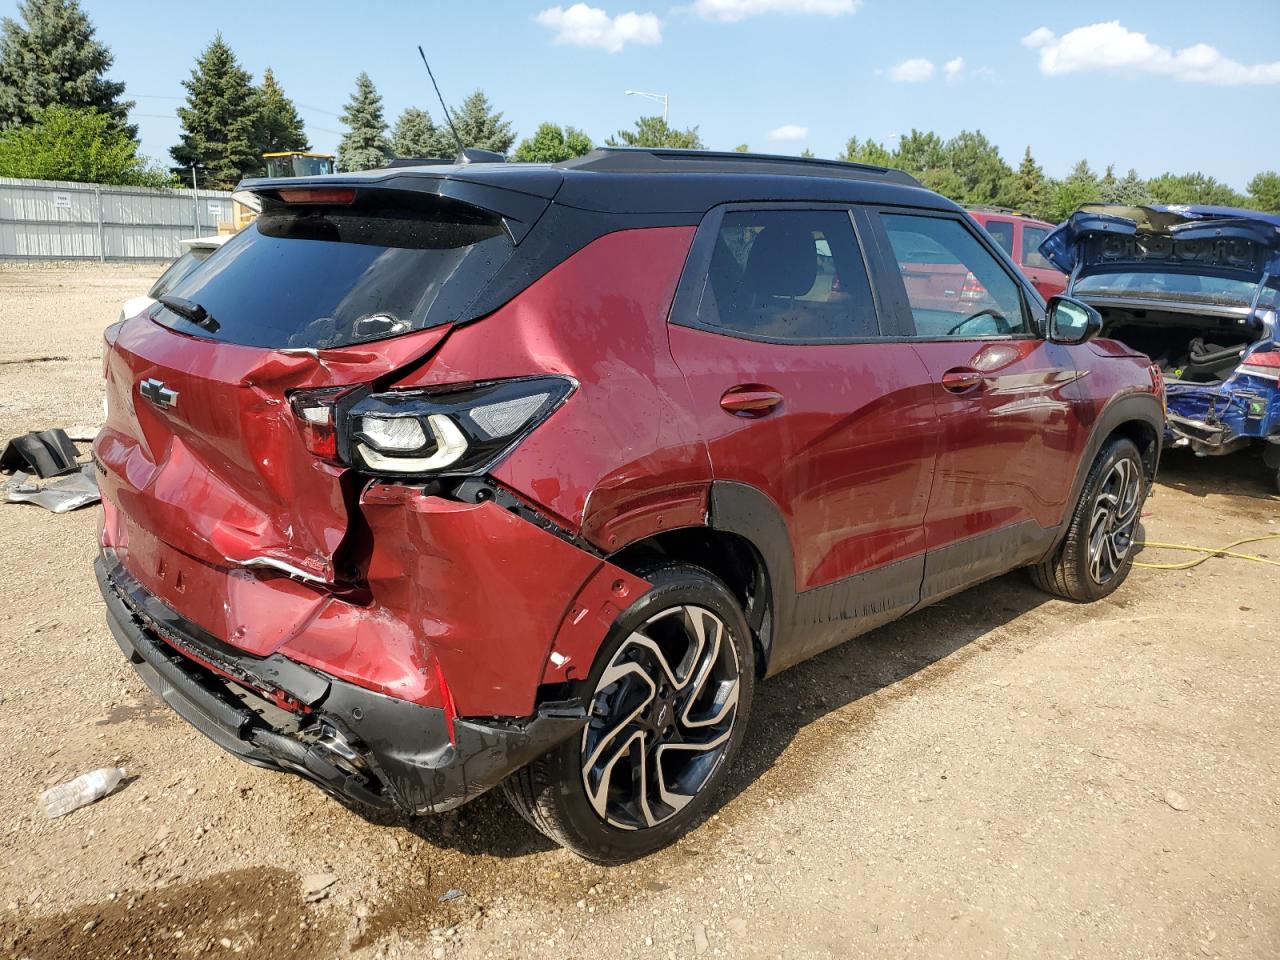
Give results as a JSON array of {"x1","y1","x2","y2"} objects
[{"x1": 233, "y1": 164, "x2": 560, "y2": 244}]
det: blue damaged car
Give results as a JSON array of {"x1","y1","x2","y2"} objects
[{"x1": 1041, "y1": 204, "x2": 1280, "y2": 492}]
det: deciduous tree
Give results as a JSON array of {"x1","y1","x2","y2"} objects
[
  {"x1": 511, "y1": 122, "x2": 591, "y2": 163},
  {"x1": 0, "y1": 105, "x2": 166, "y2": 185},
  {"x1": 1247, "y1": 171, "x2": 1280, "y2": 213}
]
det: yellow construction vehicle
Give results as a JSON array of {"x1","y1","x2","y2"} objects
[{"x1": 220, "y1": 151, "x2": 337, "y2": 233}]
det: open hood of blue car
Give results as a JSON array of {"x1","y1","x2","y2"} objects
[{"x1": 1040, "y1": 204, "x2": 1280, "y2": 285}]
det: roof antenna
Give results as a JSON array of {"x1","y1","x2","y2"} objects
[{"x1": 417, "y1": 45, "x2": 464, "y2": 158}]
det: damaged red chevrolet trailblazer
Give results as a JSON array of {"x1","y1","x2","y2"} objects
[{"x1": 96, "y1": 148, "x2": 1164, "y2": 862}]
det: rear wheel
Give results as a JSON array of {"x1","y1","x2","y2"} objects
[
  {"x1": 1030, "y1": 437, "x2": 1147, "y2": 602},
  {"x1": 503, "y1": 562, "x2": 754, "y2": 863}
]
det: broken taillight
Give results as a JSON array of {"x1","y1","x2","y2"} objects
[
  {"x1": 1238, "y1": 349, "x2": 1280, "y2": 380},
  {"x1": 289, "y1": 388, "x2": 351, "y2": 462}
]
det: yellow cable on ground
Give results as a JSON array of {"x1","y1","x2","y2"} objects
[{"x1": 1133, "y1": 533, "x2": 1280, "y2": 570}]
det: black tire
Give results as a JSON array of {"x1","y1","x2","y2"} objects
[
  {"x1": 503, "y1": 561, "x2": 755, "y2": 863},
  {"x1": 1030, "y1": 437, "x2": 1147, "y2": 602}
]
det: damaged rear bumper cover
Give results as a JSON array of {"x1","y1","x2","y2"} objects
[{"x1": 96, "y1": 552, "x2": 585, "y2": 815}]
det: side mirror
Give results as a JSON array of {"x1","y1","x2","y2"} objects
[{"x1": 1046, "y1": 295, "x2": 1103, "y2": 344}]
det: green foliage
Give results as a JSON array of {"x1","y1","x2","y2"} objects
[
  {"x1": 511, "y1": 122, "x2": 592, "y2": 163},
  {"x1": 336, "y1": 72, "x2": 391, "y2": 172},
  {"x1": 799, "y1": 147, "x2": 815, "y2": 158},
  {"x1": 0, "y1": 0, "x2": 133, "y2": 138},
  {"x1": 1146, "y1": 171, "x2": 1248, "y2": 208},
  {"x1": 1006, "y1": 147, "x2": 1052, "y2": 220},
  {"x1": 391, "y1": 107, "x2": 440, "y2": 158},
  {"x1": 170, "y1": 35, "x2": 261, "y2": 189},
  {"x1": 1247, "y1": 171, "x2": 1280, "y2": 213},
  {"x1": 1047, "y1": 160, "x2": 1102, "y2": 222},
  {"x1": 1102, "y1": 167, "x2": 1151, "y2": 206},
  {"x1": 942, "y1": 130, "x2": 1013, "y2": 207},
  {"x1": 839, "y1": 136, "x2": 894, "y2": 167},
  {"x1": 606, "y1": 115, "x2": 704, "y2": 149},
  {"x1": 0, "y1": 105, "x2": 168, "y2": 185},
  {"x1": 447, "y1": 90, "x2": 516, "y2": 155},
  {"x1": 733, "y1": 143, "x2": 749, "y2": 153},
  {"x1": 254, "y1": 67, "x2": 307, "y2": 157}
]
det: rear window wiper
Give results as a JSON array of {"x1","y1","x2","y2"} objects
[{"x1": 158, "y1": 295, "x2": 220, "y2": 332}]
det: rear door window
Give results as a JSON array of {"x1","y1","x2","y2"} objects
[
  {"x1": 982, "y1": 219, "x2": 1015, "y2": 258},
  {"x1": 695, "y1": 209, "x2": 880, "y2": 341},
  {"x1": 157, "y1": 193, "x2": 514, "y2": 349},
  {"x1": 879, "y1": 213, "x2": 1031, "y2": 338},
  {"x1": 1022, "y1": 225, "x2": 1053, "y2": 269}
]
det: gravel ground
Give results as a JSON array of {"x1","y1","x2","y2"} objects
[{"x1": 1, "y1": 263, "x2": 1278, "y2": 960}]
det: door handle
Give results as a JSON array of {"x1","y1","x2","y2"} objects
[
  {"x1": 941, "y1": 367, "x2": 985, "y2": 394},
  {"x1": 720, "y1": 385, "x2": 783, "y2": 416}
]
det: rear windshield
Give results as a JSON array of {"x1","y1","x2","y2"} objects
[
  {"x1": 147, "y1": 247, "x2": 214, "y2": 300},
  {"x1": 1075, "y1": 272, "x2": 1279, "y2": 308},
  {"x1": 157, "y1": 194, "x2": 513, "y2": 349}
]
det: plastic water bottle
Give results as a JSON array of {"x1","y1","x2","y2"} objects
[{"x1": 40, "y1": 767, "x2": 127, "y2": 818}]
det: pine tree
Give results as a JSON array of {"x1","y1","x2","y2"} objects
[
  {"x1": 1247, "y1": 171, "x2": 1280, "y2": 213},
  {"x1": 839, "y1": 136, "x2": 894, "y2": 168},
  {"x1": 391, "y1": 107, "x2": 439, "y2": 158},
  {"x1": 336, "y1": 72, "x2": 390, "y2": 172},
  {"x1": 448, "y1": 90, "x2": 516, "y2": 155},
  {"x1": 510, "y1": 122, "x2": 591, "y2": 163},
  {"x1": 1008, "y1": 146, "x2": 1052, "y2": 220},
  {"x1": 0, "y1": 0, "x2": 134, "y2": 138},
  {"x1": 606, "y1": 116, "x2": 703, "y2": 149},
  {"x1": 254, "y1": 67, "x2": 307, "y2": 157},
  {"x1": 1111, "y1": 168, "x2": 1151, "y2": 206},
  {"x1": 170, "y1": 35, "x2": 261, "y2": 189}
]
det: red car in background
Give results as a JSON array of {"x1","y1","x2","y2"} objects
[{"x1": 969, "y1": 207, "x2": 1068, "y2": 300}]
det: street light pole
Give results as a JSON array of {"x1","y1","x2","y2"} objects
[{"x1": 624, "y1": 90, "x2": 669, "y2": 123}]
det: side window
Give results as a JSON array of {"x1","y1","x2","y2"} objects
[
  {"x1": 983, "y1": 219, "x2": 1015, "y2": 258},
  {"x1": 696, "y1": 209, "x2": 879, "y2": 341},
  {"x1": 880, "y1": 213, "x2": 1031, "y2": 339},
  {"x1": 1022, "y1": 225, "x2": 1053, "y2": 269}
]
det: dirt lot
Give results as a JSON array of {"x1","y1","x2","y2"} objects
[{"x1": 1, "y1": 262, "x2": 1278, "y2": 960}]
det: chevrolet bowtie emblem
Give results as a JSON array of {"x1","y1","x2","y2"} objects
[{"x1": 139, "y1": 378, "x2": 178, "y2": 409}]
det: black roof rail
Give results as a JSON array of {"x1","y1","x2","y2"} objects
[{"x1": 558, "y1": 147, "x2": 921, "y2": 187}]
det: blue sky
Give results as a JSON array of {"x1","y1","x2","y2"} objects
[{"x1": 16, "y1": 0, "x2": 1280, "y2": 188}]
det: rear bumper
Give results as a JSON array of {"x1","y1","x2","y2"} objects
[{"x1": 97, "y1": 552, "x2": 585, "y2": 814}]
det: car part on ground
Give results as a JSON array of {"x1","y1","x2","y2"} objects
[
  {"x1": 1041, "y1": 204, "x2": 1280, "y2": 487},
  {"x1": 1, "y1": 428, "x2": 80, "y2": 478},
  {"x1": 1133, "y1": 533, "x2": 1280, "y2": 570},
  {"x1": 5, "y1": 464, "x2": 99, "y2": 513},
  {"x1": 95, "y1": 147, "x2": 1164, "y2": 860}
]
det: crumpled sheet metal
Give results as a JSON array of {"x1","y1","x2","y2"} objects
[{"x1": 5, "y1": 464, "x2": 100, "y2": 513}]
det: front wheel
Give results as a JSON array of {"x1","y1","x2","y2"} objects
[
  {"x1": 1030, "y1": 436, "x2": 1147, "y2": 602},
  {"x1": 503, "y1": 562, "x2": 755, "y2": 863}
]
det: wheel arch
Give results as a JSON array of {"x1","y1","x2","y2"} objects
[{"x1": 605, "y1": 481, "x2": 796, "y2": 675}]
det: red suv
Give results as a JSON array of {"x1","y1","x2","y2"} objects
[
  {"x1": 96, "y1": 149, "x2": 1163, "y2": 863},
  {"x1": 968, "y1": 207, "x2": 1068, "y2": 300}
]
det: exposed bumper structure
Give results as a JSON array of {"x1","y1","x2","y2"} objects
[{"x1": 97, "y1": 552, "x2": 586, "y2": 814}]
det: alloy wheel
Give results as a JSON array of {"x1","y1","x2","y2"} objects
[
  {"x1": 581, "y1": 605, "x2": 741, "y2": 831},
  {"x1": 1087, "y1": 457, "x2": 1141, "y2": 584}
]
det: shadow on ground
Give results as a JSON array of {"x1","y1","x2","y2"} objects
[{"x1": 1157, "y1": 447, "x2": 1278, "y2": 501}]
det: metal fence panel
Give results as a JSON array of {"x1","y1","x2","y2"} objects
[{"x1": 0, "y1": 177, "x2": 234, "y2": 261}]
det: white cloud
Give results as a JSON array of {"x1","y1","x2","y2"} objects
[
  {"x1": 766, "y1": 124, "x2": 809, "y2": 141},
  {"x1": 690, "y1": 0, "x2": 859, "y2": 22},
  {"x1": 888, "y1": 58, "x2": 935, "y2": 83},
  {"x1": 1023, "y1": 21, "x2": 1280, "y2": 85},
  {"x1": 943, "y1": 56, "x2": 965, "y2": 81},
  {"x1": 535, "y1": 4, "x2": 662, "y2": 53}
]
